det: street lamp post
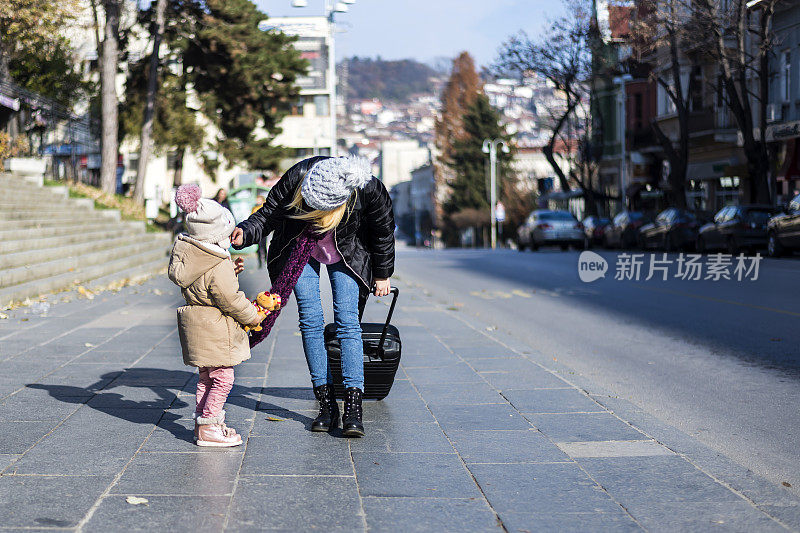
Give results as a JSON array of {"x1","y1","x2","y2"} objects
[
  {"x1": 482, "y1": 138, "x2": 509, "y2": 250},
  {"x1": 613, "y1": 74, "x2": 632, "y2": 208},
  {"x1": 291, "y1": 0, "x2": 353, "y2": 156}
]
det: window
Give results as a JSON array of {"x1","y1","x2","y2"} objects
[
  {"x1": 658, "y1": 79, "x2": 677, "y2": 115},
  {"x1": 781, "y1": 50, "x2": 791, "y2": 102},
  {"x1": 634, "y1": 93, "x2": 643, "y2": 129},
  {"x1": 314, "y1": 95, "x2": 329, "y2": 117},
  {"x1": 689, "y1": 66, "x2": 703, "y2": 111}
]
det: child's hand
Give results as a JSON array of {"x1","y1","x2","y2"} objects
[
  {"x1": 234, "y1": 257, "x2": 244, "y2": 275},
  {"x1": 231, "y1": 228, "x2": 244, "y2": 246},
  {"x1": 250, "y1": 313, "x2": 265, "y2": 327}
]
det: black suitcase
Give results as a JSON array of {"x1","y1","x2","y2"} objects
[{"x1": 325, "y1": 287, "x2": 401, "y2": 400}]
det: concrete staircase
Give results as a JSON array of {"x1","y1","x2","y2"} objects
[{"x1": 0, "y1": 173, "x2": 171, "y2": 306}]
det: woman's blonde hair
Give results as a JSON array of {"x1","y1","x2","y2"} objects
[{"x1": 289, "y1": 185, "x2": 352, "y2": 233}]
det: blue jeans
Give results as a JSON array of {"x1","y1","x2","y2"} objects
[{"x1": 293, "y1": 260, "x2": 364, "y2": 390}]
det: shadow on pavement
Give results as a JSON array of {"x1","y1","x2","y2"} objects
[{"x1": 27, "y1": 368, "x2": 318, "y2": 443}]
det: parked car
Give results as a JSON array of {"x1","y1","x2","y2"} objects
[
  {"x1": 603, "y1": 211, "x2": 651, "y2": 248},
  {"x1": 518, "y1": 210, "x2": 584, "y2": 251},
  {"x1": 767, "y1": 193, "x2": 800, "y2": 257},
  {"x1": 581, "y1": 216, "x2": 611, "y2": 248},
  {"x1": 697, "y1": 205, "x2": 776, "y2": 254},
  {"x1": 638, "y1": 208, "x2": 702, "y2": 251}
]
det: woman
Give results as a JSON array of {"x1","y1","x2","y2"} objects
[
  {"x1": 213, "y1": 188, "x2": 231, "y2": 212},
  {"x1": 231, "y1": 155, "x2": 395, "y2": 437}
]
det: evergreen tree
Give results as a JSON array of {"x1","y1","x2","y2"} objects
[
  {"x1": 435, "y1": 52, "x2": 482, "y2": 173},
  {"x1": 122, "y1": 0, "x2": 306, "y2": 185},
  {"x1": 444, "y1": 94, "x2": 512, "y2": 215},
  {"x1": 184, "y1": 0, "x2": 307, "y2": 171},
  {"x1": 9, "y1": 37, "x2": 90, "y2": 107}
]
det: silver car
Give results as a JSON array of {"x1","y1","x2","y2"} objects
[{"x1": 517, "y1": 210, "x2": 585, "y2": 251}]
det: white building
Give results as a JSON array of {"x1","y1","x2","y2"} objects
[
  {"x1": 378, "y1": 140, "x2": 430, "y2": 189},
  {"x1": 262, "y1": 17, "x2": 334, "y2": 170}
]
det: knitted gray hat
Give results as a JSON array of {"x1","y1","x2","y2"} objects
[
  {"x1": 301, "y1": 155, "x2": 372, "y2": 211},
  {"x1": 175, "y1": 184, "x2": 236, "y2": 246}
]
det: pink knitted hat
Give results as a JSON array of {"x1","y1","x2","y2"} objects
[{"x1": 175, "y1": 184, "x2": 235, "y2": 245}]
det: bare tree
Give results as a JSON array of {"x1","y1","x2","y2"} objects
[
  {"x1": 133, "y1": 0, "x2": 167, "y2": 205},
  {"x1": 496, "y1": 0, "x2": 607, "y2": 215},
  {"x1": 99, "y1": 0, "x2": 121, "y2": 195},
  {"x1": 692, "y1": 0, "x2": 775, "y2": 204},
  {"x1": 634, "y1": 0, "x2": 695, "y2": 209}
]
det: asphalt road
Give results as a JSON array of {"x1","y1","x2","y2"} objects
[{"x1": 393, "y1": 245, "x2": 800, "y2": 495}]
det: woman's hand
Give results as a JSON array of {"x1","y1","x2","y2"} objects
[
  {"x1": 374, "y1": 278, "x2": 390, "y2": 297},
  {"x1": 233, "y1": 257, "x2": 244, "y2": 275},
  {"x1": 231, "y1": 227, "x2": 244, "y2": 246}
]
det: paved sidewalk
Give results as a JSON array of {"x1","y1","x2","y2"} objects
[{"x1": 0, "y1": 257, "x2": 798, "y2": 531}]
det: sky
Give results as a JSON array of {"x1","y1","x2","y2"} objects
[{"x1": 253, "y1": 0, "x2": 566, "y2": 68}]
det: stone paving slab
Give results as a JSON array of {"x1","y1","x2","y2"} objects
[{"x1": 0, "y1": 263, "x2": 796, "y2": 531}]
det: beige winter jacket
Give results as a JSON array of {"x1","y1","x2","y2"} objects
[{"x1": 168, "y1": 235, "x2": 259, "y2": 368}]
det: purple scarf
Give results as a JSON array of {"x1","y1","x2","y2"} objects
[{"x1": 249, "y1": 226, "x2": 321, "y2": 348}]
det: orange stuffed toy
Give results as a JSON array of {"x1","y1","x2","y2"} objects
[{"x1": 244, "y1": 291, "x2": 282, "y2": 333}]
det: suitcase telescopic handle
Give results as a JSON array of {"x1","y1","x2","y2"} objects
[{"x1": 375, "y1": 287, "x2": 399, "y2": 360}]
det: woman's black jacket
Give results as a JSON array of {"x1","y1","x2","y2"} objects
[{"x1": 233, "y1": 156, "x2": 395, "y2": 294}]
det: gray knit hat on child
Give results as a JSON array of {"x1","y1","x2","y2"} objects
[
  {"x1": 301, "y1": 155, "x2": 372, "y2": 211},
  {"x1": 175, "y1": 184, "x2": 236, "y2": 246}
]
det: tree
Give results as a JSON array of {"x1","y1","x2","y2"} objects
[
  {"x1": 434, "y1": 52, "x2": 483, "y2": 230},
  {"x1": 495, "y1": 0, "x2": 606, "y2": 215},
  {"x1": 121, "y1": 57, "x2": 204, "y2": 187},
  {"x1": 9, "y1": 37, "x2": 90, "y2": 107},
  {"x1": 183, "y1": 0, "x2": 307, "y2": 172},
  {"x1": 691, "y1": 0, "x2": 774, "y2": 204},
  {"x1": 634, "y1": 0, "x2": 694, "y2": 209},
  {"x1": 0, "y1": 1, "x2": 82, "y2": 137},
  {"x1": 133, "y1": 0, "x2": 167, "y2": 205},
  {"x1": 444, "y1": 94, "x2": 513, "y2": 245},
  {"x1": 0, "y1": 1, "x2": 79, "y2": 82},
  {"x1": 123, "y1": 0, "x2": 305, "y2": 191},
  {"x1": 435, "y1": 52, "x2": 483, "y2": 173},
  {"x1": 99, "y1": 0, "x2": 122, "y2": 195}
]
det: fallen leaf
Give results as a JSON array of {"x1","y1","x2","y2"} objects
[
  {"x1": 266, "y1": 416, "x2": 284, "y2": 422},
  {"x1": 783, "y1": 481, "x2": 792, "y2": 488},
  {"x1": 126, "y1": 496, "x2": 148, "y2": 505},
  {"x1": 77, "y1": 286, "x2": 95, "y2": 300},
  {"x1": 85, "y1": 343, "x2": 95, "y2": 348},
  {"x1": 20, "y1": 318, "x2": 29, "y2": 322}
]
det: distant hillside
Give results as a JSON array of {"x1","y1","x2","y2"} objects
[{"x1": 342, "y1": 57, "x2": 437, "y2": 102}]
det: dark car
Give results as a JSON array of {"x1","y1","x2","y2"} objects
[
  {"x1": 697, "y1": 205, "x2": 776, "y2": 254},
  {"x1": 638, "y1": 208, "x2": 702, "y2": 251},
  {"x1": 581, "y1": 216, "x2": 611, "y2": 248},
  {"x1": 767, "y1": 193, "x2": 800, "y2": 257},
  {"x1": 603, "y1": 211, "x2": 650, "y2": 248}
]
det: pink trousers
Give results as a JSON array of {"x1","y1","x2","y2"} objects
[{"x1": 195, "y1": 366, "x2": 234, "y2": 419}]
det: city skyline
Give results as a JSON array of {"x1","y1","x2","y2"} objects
[{"x1": 254, "y1": 0, "x2": 564, "y2": 67}]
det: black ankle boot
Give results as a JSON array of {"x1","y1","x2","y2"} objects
[
  {"x1": 342, "y1": 387, "x2": 365, "y2": 437},
  {"x1": 311, "y1": 384, "x2": 339, "y2": 432}
]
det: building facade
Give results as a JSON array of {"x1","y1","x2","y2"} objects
[
  {"x1": 378, "y1": 139, "x2": 430, "y2": 190},
  {"x1": 261, "y1": 17, "x2": 334, "y2": 170},
  {"x1": 766, "y1": 0, "x2": 800, "y2": 205}
]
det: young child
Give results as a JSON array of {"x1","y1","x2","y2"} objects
[{"x1": 168, "y1": 184, "x2": 263, "y2": 447}]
